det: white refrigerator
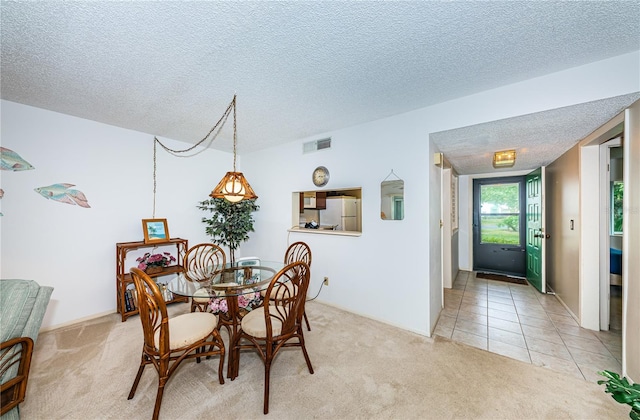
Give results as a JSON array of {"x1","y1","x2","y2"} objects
[{"x1": 322, "y1": 196, "x2": 359, "y2": 231}]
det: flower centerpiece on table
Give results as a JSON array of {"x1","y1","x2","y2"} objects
[
  {"x1": 209, "y1": 291, "x2": 263, "y2": 315},
  {"x1": 136, "y1": 252, "x2": 176, "y2": 273}
]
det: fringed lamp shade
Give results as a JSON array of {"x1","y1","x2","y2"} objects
[{"x1": 210, "y1": 171, "x2": 258, "y2": 203}]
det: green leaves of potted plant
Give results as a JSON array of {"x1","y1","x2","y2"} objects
[
  {"x1": 598, "y1": 370, "x2": 640, "y2": 420},
  {"x1": 198, "y1": 197, "x2": 259, "y2": 264}
]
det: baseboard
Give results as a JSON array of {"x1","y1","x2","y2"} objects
[
  {"x1": 39, "y1": 309, "x2": 117, "y2": 333},
  {"x1": 546, "y1": 286, "x2": 583, "y2": 328},
  {"x1": 312, "y1": 299, "x2": 432, "y2": 338}
]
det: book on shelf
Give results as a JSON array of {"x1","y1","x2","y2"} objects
[
  {"x1": 124, "y1": 288, "x2": 139, "y2": 312},
  {"x1": 124, "y1": 289, "x2": 132, "y2": 312},
  {"x1": 130, "y1": 288, "x2": 138, "y2": 310}
]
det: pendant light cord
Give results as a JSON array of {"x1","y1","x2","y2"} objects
[
  {"x1": 232, "y1": 94, "x2": 237, "y2": 172},
  {"x1": 151, "y1": 95, "x2": 237, "y2": 216}
]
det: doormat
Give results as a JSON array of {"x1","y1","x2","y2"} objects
[{"x1": 476, "y1": 272, "x2": 528, "y2": 285}]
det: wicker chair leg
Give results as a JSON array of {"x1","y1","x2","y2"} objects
[
  {"x1": 152, "y1": 384, "x2": 165, "y2": 420},
  {"x1": 263, "y1": 361, "x2": 271, "y2": 415},
  {"x1": 298, "y1": 329, "x2": 314, "y2": 374},
  {"x1": 303, "y1": 311, "x2": 311, "y2": 331},
  {"x1": 128, "y1": 362, "x2": 146, "y2": 399},
  {"x1": 301, "y1": 342, "x2": 314, "y2": 374}
]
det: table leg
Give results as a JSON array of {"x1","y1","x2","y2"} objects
[{"x1": 225, "y1": 295, "x2": 240, "y2": 379}]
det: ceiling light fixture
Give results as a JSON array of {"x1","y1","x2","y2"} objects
[
  {"x1": 210, "y1": 95, "x2": 258, "y2": 203},
  {"x1": 493, "y1": 149, "x2": 516, "y2": 168}
]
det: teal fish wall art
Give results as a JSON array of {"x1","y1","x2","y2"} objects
[
  {"x1": 34, "y1": 183, "x2": 91, "y2": 208},
  {"x1": 1, "y1": 147, "x2": 34, "y2": 171}
]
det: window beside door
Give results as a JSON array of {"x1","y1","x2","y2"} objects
[
  {"x1": 611, "y1": 180, "x2": 623, "y2": 235},
  {"x1": 479, "y1": 183, "x2": 521, "y2": 245}
]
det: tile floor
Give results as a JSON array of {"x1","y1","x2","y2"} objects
[{"x1": 434, "y1": 271, "x2": 622, "y2": 383}]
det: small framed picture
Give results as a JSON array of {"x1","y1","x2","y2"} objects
[{"x1": 142, "y1": 219, "x2": 170, "y2": 244}]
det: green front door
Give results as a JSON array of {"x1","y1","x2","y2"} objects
[{"x1": 526, "y1": 167, "x2": 545, "y2": 293}]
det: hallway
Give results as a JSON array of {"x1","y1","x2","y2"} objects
[{"x1": 434, "y1": 271, "x2": 622, "y2": 383}]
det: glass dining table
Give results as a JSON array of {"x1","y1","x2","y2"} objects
[{"x1": 166, "y1": 260, "x2": 285, "y2": 377}]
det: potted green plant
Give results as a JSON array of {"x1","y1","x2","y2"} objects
[
  {"x1": 198, "y1": 197, "x2": 259, "y2": 264},
  {"x1": 598, "y1": 370, "x2": 640, "y2": 420}
]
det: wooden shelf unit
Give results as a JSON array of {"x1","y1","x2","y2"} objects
[{"x1": 116, "y1": 238, "x2": 189, "y2": 322}]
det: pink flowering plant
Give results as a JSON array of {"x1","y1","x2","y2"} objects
[
  {"x1": 209, "y1": 291, "x2": 262, "y2": 314},
  {"x1": 136, "y1": 252, "x2": 176, "y2": 271}
]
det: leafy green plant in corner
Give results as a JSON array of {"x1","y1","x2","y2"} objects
[
  {"x1": 598, "y1": 370, "x2": 640, "y2": 420},
  {"x1": 198, "y1": 197, "x2": 259, "y2": 263}
]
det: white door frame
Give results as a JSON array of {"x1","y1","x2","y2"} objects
[
  {"x1": 442, "y1": 166, "x2": 453, "y2": 289},
  {"x1": 598, "y1": 136, "x2": 622, "y2": 330},
  {"x1": 579, "y1": 114, "x2": 624, "y2": 331}
]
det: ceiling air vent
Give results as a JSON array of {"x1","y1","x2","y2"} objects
[{"x1": 303, "y1": 137, "x2": 331, "y2": 154}]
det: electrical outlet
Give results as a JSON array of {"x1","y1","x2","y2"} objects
[{"x1": 323, "y1": 277, "x2": 329, "y2": 286}]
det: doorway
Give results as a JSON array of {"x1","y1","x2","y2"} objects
[
  {"x1": 599, "y1": 139, "x2": 623, "y2": 332},
  {"x1": 472, "y1": 176, "x2": 526, "y2": 277}
]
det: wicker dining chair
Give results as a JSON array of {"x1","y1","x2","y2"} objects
[
  {"x1": 127, "y1": 268, "x2": 225, "y2": 420},
  {"x1": 183, "y1": 243, "x2": 226, "y2": 313},
  {"x1": 284, "y1": 241, "x2": 312, "y2": 331},
  {"x1": 229, "y1": 261, "x2": 314, "y2": 414}
]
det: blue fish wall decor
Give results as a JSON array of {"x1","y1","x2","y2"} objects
[
  {"x1": 34, "y1": 183, "x2": 91, "y2": 208},
  {"x1": 1, "y1": 147, "x2": 35, "y2": 171}
]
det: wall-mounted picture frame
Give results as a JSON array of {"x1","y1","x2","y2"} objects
[{"x1": 142, "y1": 218, "x2": 170, "y2": 244}]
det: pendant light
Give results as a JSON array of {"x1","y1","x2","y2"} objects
[{"x1": 210, "y1": 95, "x2": 258, "y2": 202}]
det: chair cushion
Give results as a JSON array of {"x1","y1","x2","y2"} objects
[
  {"x1": 260, "y1": 282, "x2": 298, "y2": 300},
  {"x1": 155, "y1": 312, "x2": 218, "y2": 350},
  {"x1": 241, "y1": 306, "x2": 287, "y2": 338},
  {"x1": 192, "y1": 288, "x2": 211, "y2": 304}
]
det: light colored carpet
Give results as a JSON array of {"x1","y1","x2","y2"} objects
[{"x1": 20, "y1": 301, "x2": 626, "y2": 419}]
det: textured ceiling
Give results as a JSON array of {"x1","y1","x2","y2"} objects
[
  {"x1": 1, "y1": 1, "x2": 640, "y2": 174},
  {"x1": 431, "y1": 92, "x2": 640, "y2": 175}
]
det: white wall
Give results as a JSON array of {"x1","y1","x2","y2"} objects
[
  {"x1": 546, "y1": 144, "x2": 580, "y2": 317},
  {"x1": 1, "y1": 101, "x2": 232, "y2": 328},
  {"x1": 2, "y1": 51, "x2": 638, "y2": 333},
  {"x1": 242, "y1": 52, "x2": 640, "y2": 336}
]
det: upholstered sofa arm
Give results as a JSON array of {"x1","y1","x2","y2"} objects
[{"x1": 0, "y1": 279, "x2": 53, "y2": 419}]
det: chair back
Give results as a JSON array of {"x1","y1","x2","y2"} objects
[
  {"x1": 235, "y1": 256, "x2": 261, "y2": 282},
  {"x1": 184, "y1": 243, "x2": 226, "y2": 281},
  {"x1": 130, "y1": 268, "x2": 170, "y2": 356},
  {"x1": 284, "y1": 242, "x2": 312, "y2": 267},
  {"x1": 262, "y1": 261, "x2": 310, "y2": 337}
]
